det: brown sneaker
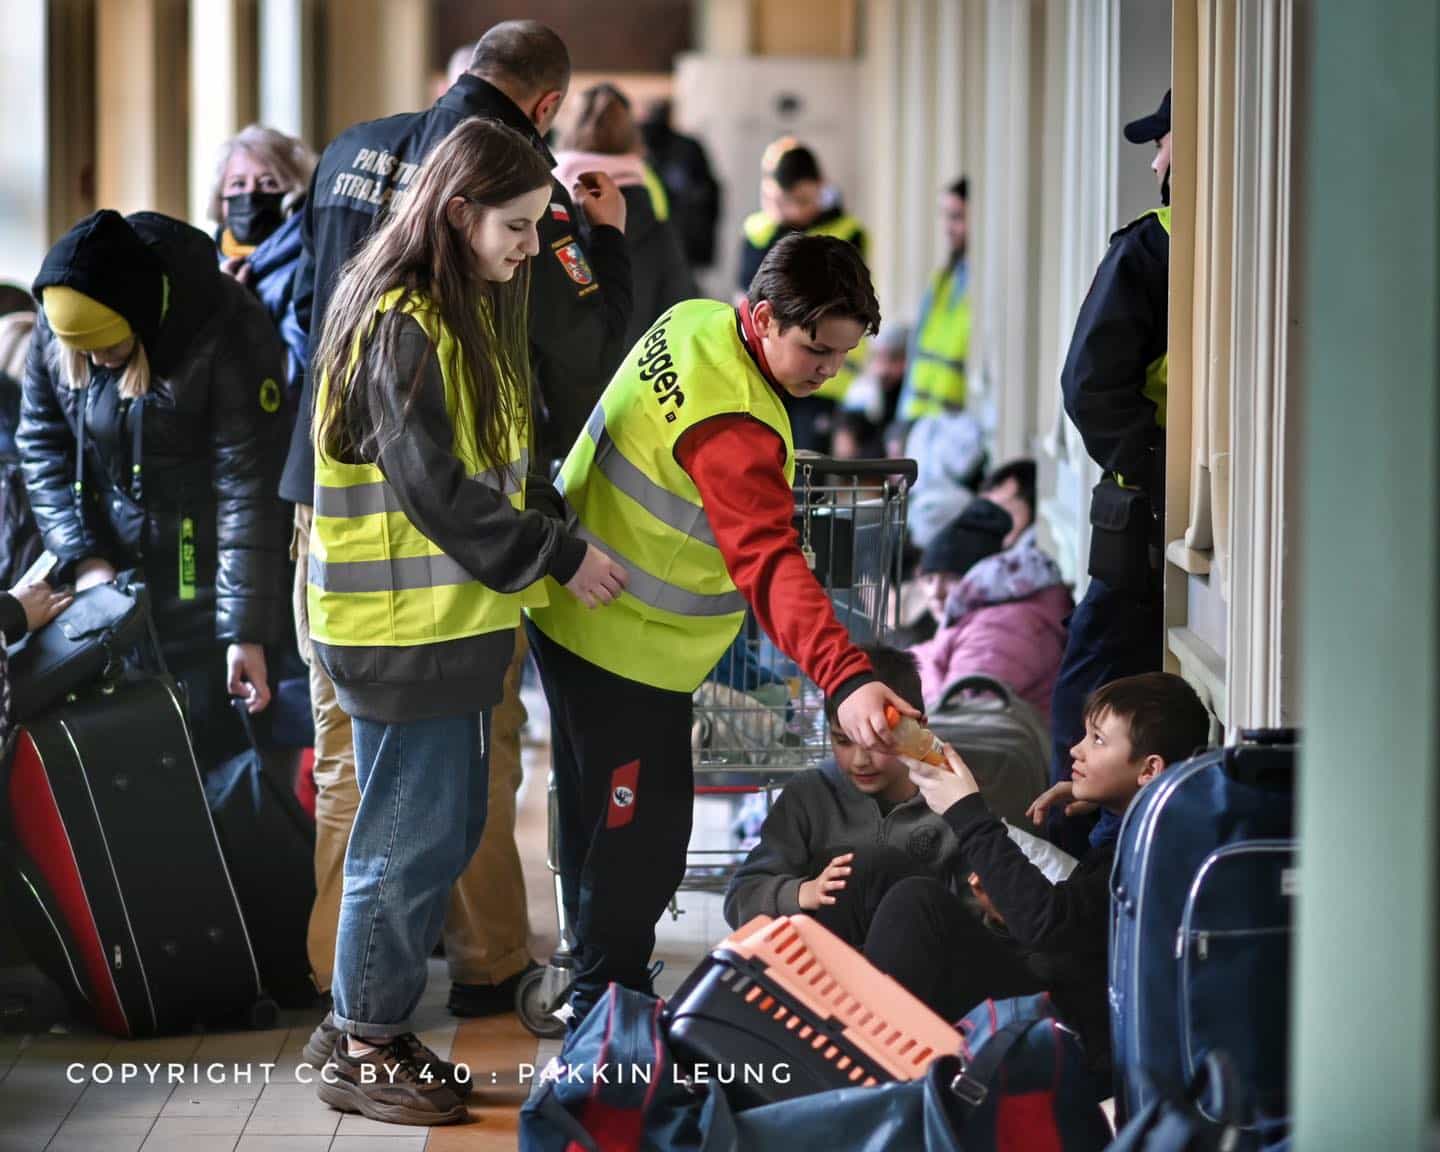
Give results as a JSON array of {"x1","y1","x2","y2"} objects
[
  {"x1": 303, "y1": 1015, "x2": 473, "y2": 1096},
  {"x1": 316, "y1": 1034, "x2": 469, "y2": 1126}
]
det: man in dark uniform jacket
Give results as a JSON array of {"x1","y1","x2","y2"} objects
[
  {"x1": 285, "y1": 23, "x2": 633, "y2": 486},
  {"x1": 1047, "y1": 90, "x2": 1173, "y2": 853},
  {"x1": 286, "y1": 21, "x2": 634, "y2": 1046}
]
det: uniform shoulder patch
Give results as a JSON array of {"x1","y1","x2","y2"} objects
[{"x1": 555, "y1": 241, "x2": 595, "y2": 287}]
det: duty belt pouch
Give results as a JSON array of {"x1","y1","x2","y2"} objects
[{"x1": 1087, "y1": 477, "x2": 1156, "y2": 594}]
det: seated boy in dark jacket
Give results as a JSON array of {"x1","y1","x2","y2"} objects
[
  {"x1": 864, "y1": 672, "x2": 1210, "y2": 1087},
  {"x1": 723, "y1": 646, "x2": 965, "y2": 945}
]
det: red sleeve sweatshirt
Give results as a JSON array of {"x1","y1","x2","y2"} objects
[{"x1": 673, "y1": 303, "x2": 873, "y2": 703}]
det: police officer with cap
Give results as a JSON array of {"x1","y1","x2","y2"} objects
[{"x1": 1046, "y1": 90, "x2": 1174, "y2": 852}]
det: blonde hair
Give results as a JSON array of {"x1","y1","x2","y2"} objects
[
  {"x1": 50, "y1": 337, "x2": 152, "y2": 400},
  {"x1": 209, "y1": 124, "x2": 318, "y2": 225}
]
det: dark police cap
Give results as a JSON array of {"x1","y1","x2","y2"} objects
[{"x1": 1124, "y1": 89, "x2": 1171, "y2": 144}]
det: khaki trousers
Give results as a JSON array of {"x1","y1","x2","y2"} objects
[{"x1": 293, "y1": 504, "x2": 531, "y2": 992}]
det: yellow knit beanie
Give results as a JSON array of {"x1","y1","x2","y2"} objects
[{"x1": 41, "y1": 286, "x2": 133, "y2": 351}]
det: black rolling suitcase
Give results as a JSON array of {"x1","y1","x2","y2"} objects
[{"x1": 3, "y1": 675, "x2": 275, "y2": 1037}]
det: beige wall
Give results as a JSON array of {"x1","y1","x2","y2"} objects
[
  {"x1": 96, "y1": 0, "x2": 189, "y2": 219},
  {"x1": 752, "y1": 0, "x2": 857, "y2": 56},
  {"x1": 323, "y1": 0, "x2": 430, "y2": 144}
]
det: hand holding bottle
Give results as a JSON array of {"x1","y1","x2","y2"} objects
[{"x1": 883, "y1": 705, "x2": 948, "y2": 767}]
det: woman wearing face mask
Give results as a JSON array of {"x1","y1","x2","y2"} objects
[
  {"x1": 305, "y1": 116, "x2": 624, "y2": 1125},
  {"x1": 20, "y1": 210, "x2": 291, "y2": 764},
  {"x1": 212, "y1": 124, "x2": 317, "y2": 402}
]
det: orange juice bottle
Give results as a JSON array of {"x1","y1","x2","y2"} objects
[{"x1": 884, "y1": 705, "x2": 949, "y2": 768}]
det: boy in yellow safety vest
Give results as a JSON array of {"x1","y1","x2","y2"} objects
[{"x1": 527, "y1": 234, "x2": 921, "y2": 1029}]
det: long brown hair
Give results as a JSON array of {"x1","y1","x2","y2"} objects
[
  {"x1": 313, "y1": 116, "x2": 552, "y2": 475},
  {"x1": 562, "y1": 83, "x2": 637, "y2": 155}
]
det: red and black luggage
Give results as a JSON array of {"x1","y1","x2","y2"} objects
[{"x1": 4, "y1": 675, "x2": 274, "y2": 1037}]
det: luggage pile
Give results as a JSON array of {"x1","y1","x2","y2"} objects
[
  {"x1": 522, "y1": 730, "x2": 1300, "y2": 1152},
  {"x1": 0, "y1": 577, "x2": 316, "y2": 1037}
]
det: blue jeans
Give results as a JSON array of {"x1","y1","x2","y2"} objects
[{"x1": 331, "y1": 711, "x2": 491, "y2": 1039}]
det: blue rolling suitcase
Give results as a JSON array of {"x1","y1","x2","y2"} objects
[{"x1": 1109, "y1": 728, "x2": 1297, "y2": 1128}]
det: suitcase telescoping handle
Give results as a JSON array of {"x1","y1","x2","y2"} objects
[
  {"x1": 937, "y1": 674, "x2": 1017, "y2": 713},
  {"x1": 1238, "y1": 727, "x2": 1298, "y2": 746},
  {"x1": 1227, "y1": 728, "x2": 1297, "y2": 793}
]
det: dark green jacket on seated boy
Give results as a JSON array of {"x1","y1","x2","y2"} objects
[{"x1": 723, "y1": 646, "x2": 964, "y2": 944}]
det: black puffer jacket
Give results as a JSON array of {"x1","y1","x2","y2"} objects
[{"x1": 20, "y1": 212, "x2": 290, "y2": 650}]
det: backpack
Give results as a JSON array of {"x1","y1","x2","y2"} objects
[
  {"x1": 726, "y1": 993, "x2": 1111, "y2": 1151},
  {"x1": 521, "y1": 988, "x2": 1112, "y2": 1152},
  {"x1": 927, "y1": 675, "x2": 1049, "y2": 825},
  {"x1": 519, "y1": 984, "x2": 723, "y2": 1152}
]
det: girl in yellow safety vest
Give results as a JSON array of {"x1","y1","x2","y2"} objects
[{"x1": 304, "y1": 117, "x2": 625, "y2": 1127}]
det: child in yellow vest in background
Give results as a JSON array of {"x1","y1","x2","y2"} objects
[{"x1": 737, "y1": 139, "x2": 869, "y2": 449}]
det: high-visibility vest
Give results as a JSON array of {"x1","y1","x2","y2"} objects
[
  {"x1": 1139, "y1": 205, "x2": 1171, "y2": 428},
  {"x1": 742, "y1": 210, "x2": 867, "y2": 251},
  {"x1": 742, "y1": 211, "x2": 868, "y2": 401},
  {"x1": 641, "y1": 163, "x2": 670, "y2": 221},
  {"x1": 307, "y1": 288, "x2": 544, "y2": 651},
  {"x1": 527, "y1": 300, "x2": 795, "y2": 693},
  {"x1": 901, "y1": 261, "x2": 972, "y2": 419}
]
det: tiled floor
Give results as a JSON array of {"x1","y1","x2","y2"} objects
[{"x1": 0, "y1": 684, "x2": 730, "y2": 1151}]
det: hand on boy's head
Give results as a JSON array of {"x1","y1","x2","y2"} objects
[
  {"x1": 905, "y1": 744, "x2": 978, "y2": 814},
  {"x1": 836, "y1": 681, "x2": 918, "y2": 750}
]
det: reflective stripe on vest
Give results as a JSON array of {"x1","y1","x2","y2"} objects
[
  {"x1": 314, "y1": 453, "x2": 528, "y2": 518},
  {"x1": 569, "y1": 521, "x2": 746, "y2": 617},
  {"x1": 307, "y1": 289, "x2": 543, "y2": 649},
  {"x1": 577, "y1": 405, "x2": 719, "y2": 548},
  {"x1": 529, "y1": 299, "x2": 795, "y2": 692},
  {"x1": 309, "y1": 551, "x2": 480, "y2": 595},
  {"x1": 902, "y1": 264, "x2": 971, "y2": 418},
  {"x1": 1139, "y1": 206, "x2": 1171, "y2": 427}
]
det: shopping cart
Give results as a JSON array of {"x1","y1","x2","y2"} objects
[{"x1": 516, "y1": 457, "x2": 917, "y2": 1038}]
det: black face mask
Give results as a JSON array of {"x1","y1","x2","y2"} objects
[
  {"x1": 225, "y1": 191, "x2": 284, "y2": 245},
  {"x1": 1161, "y1": 167, "x2": 1171, "y2": 208}
]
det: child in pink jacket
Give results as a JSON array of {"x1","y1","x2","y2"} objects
[{"x1": 910, "y1": 498, "x2": 1073, "y2": 722}]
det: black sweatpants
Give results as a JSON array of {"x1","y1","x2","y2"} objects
[
  {"x1": 804, "y1": 845, "x2": 935, "y2": 948},
  {"x1": 527, "y1": 624, "x2": 695, "y2": 1029},
  {"x1": 862, "y1": 875, "x2": 1047, "y2": 1024}
]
